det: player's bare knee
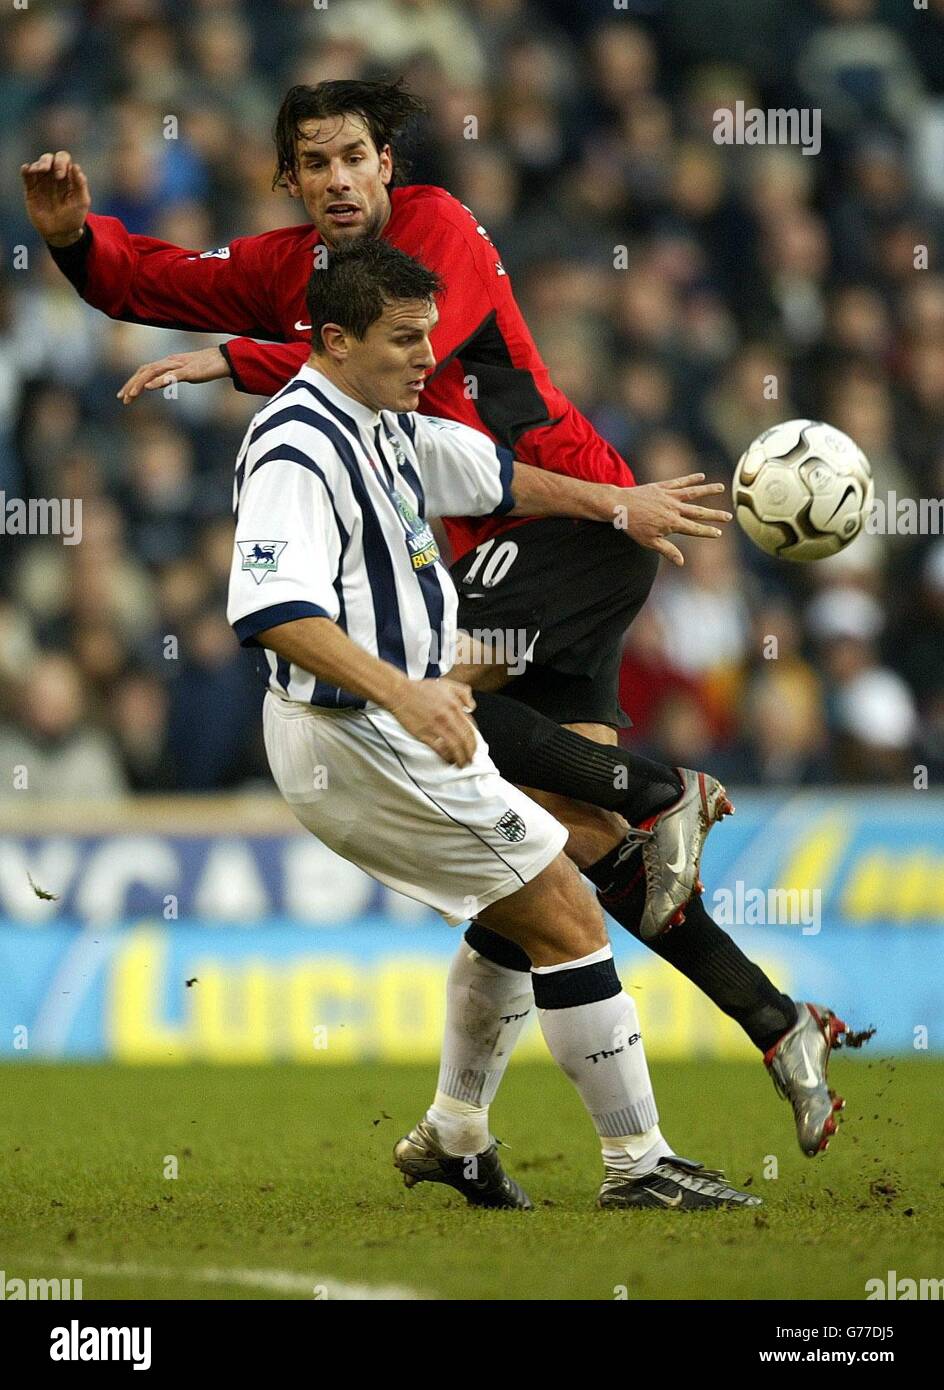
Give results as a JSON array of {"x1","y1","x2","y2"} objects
[
  {"x1": 478, "y1": 851, "x2": 606, "y2": 964},
  {"x1": 561, "y1": 862, "x2": 608, "y2": 949},
  {"x1": 525, "y1": 853, "x2": 607, "y2": 957}
]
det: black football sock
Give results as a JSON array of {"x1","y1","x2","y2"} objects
[
  {"x1": 650, "y1": 895, "x2": 798, "y2": 1052},
  {"x1": 654, "y1": 896, "x2": 799, "y2": 1052},
  {"x1": 471, "y1": 690, "x2": 681, "y2": 825},
  {"x1": 469, "y1": 857, "x2": 797, "y2": 1053},
  {"x1": 584, "y1": 858, "x2": 798, "y2": 1053},
  {"x1": 467, "y1": 695, "x2": 794, "y2": 1050}
]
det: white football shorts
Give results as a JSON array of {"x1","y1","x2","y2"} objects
[{"x1": 262, "y1": 691, "x2": 569, "y2": 925}]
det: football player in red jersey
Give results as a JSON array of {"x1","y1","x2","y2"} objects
[{"x1": 23, "y1": 82, "x2": 853, "y2": 1185}]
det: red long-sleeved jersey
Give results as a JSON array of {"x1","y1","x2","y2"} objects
[{"x1": 57, "y1": 184, "x2": 634, "y2": 561}]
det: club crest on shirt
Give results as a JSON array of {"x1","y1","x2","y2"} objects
[
  {"x1": 388, "y1": 433, "x2": 408, "y2": 469},
  {"x1": 238, "y1": 540, "x2": 288, "y2": 584},
  {"x1": 494, "y1": 810, "x2": 527, "y2": 843}
]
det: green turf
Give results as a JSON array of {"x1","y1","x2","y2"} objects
[{"x1": 0, "y1": 1057, "x2": 939, "y2": 1300}]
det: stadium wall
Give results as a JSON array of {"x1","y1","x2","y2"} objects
[{"x1": 1, "y1": 794, "x2": 941, "y2": 1062}]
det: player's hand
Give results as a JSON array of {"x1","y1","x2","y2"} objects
[
  {"x1": 388, "y1": 679, "x2": 478, "y2": 766},
  {"x1": 21, "y1": 151, "x2": 91, "y2": 246},
  {"x1": 116, "y1": 348, "x2": 232, "y2": 404},
  {"x1": 616, "y1": 473, "x2": 732, "y2": 567}
]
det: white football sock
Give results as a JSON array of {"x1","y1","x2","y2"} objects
[
  {"x1": 533, "y1": 949, "x2": 672, "y2": 1176},
  {"x1": 424, "y1": 940, "x2": 533, "y2": 1156},
  {"x1": 601, "y1": 1126, "x2": 673, "y2": 1177}
]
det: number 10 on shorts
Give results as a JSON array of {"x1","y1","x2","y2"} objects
[{"x1": 462, "y1": 538, "x2": 519, "y2": 589}]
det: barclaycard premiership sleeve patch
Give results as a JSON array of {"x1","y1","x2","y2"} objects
[{"x1": 238, "y1": 540, "x2": 288, "y2": 584}]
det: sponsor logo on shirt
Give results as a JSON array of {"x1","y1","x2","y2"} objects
[
  {"x1": 184, "y1": 246, "x2": 232, "y2": 261},
  {"x1": 390, "y1": 490, "x2": 440, "y2": 571},
  {"x1": 238, "y1": 540, "x2": 288, "y2": 584},
  {"x1": 409, "y1": 540, "x2": 440, "y2": 570}
]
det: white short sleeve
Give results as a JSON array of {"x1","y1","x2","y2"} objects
[
  {"x1": 227, "y1": 456, "x2": 343, "y2": 647},
  {"x1": 408, "y1": 414, "x2": 515, "y2": 520}
]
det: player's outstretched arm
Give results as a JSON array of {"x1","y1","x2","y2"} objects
[
  {"x1": 116, "y1": 341, "x2": 311, "y2": 404},
  {"x1": 254, "y1": 616, "x2": 478, "y2": 767},
  {"x1": 116, "y1": 347, "x2": 231, "y2": 404},
  {"x1": 410, "y1": 417, "x2": 730, "y2": 568},
  {"x1": 508, "y1": 463, "x2": 732, "y2": 568},
  {"x1": 22, "y1": 148, "x2": 277, "y2": 338}
]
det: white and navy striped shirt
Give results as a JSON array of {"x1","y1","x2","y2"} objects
[{"x1": 227, "y1": 363, "x2": 515, "y2": 707}]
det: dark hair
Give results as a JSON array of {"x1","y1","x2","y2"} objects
[
  {"x1": 307, "y1": 240, "x2": 443, "y2": 353},
  {"x1": 273, "y1": 79, "x2": 427, "y2": 190}
]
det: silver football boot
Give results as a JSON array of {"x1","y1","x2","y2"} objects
[
  {"x1": 598, "y1": 1155, "x2": 762, "y2": 1210},
  {"x1": 765, "y1": 1002, "x2": 848, "y2": 1156},
  {"x1": 599, "y1": 768, "x2": 734, "y2": 939},
  {"x1": 393, "y1": 1119, "x2": 533, "y2": 1210}
]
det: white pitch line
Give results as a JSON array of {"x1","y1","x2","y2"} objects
[{"x1": 25, "y1": 1256, "x2": 424, "y2": 1301}]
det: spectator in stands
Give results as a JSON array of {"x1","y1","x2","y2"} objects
[
  {"x1": 2, "y1": 0, "x2": 942, "y2": 791},
  {"x1": 0, "y1": 652, "x2": 127, "y2": 800}
]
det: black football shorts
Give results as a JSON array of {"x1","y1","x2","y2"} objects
[{"x1": 452, "y1": 518, "x2": 660, "y2": 728}]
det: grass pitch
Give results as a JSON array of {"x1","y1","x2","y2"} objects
[{"x1": 0, "y1": 1058, "x2": 939, "y2": 1301}]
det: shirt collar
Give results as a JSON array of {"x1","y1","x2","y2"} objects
[{"x1": 298, "y1": 363, "x2": 382, "y2": 430}]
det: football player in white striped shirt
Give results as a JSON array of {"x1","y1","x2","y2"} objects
[{"x1": 228, "y1": 239, "x2": 757, "y2": 1211}]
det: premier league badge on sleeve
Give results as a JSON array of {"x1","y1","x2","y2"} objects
[{"x1": 238, "y1": 540, "x2": 288, "y2": 584}]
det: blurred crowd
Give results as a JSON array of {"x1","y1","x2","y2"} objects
[{"x1": 1, "y1": 0, "x2": 944, "y2": 796}]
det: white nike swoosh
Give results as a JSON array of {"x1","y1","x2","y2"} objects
[
  {"x1": 522, "y1": 631, "x2": 541, "y2": 662},
  {"x1": 643, "y1": 1187, "x2": 684, "y2": 1207},
  {"x1": 294, "y1": 321, "x2": 312, "y2": 332},
  {"x1": 796, "y1": 1039, "x2": 820, "y2": 1088},
  {"x1": 666, "y1": 823, "x2": 687, "y2": 874}
]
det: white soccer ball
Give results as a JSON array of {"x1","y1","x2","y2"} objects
[{"x1": 733, "y1": 419, "x2": 874, "y2": 562}]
